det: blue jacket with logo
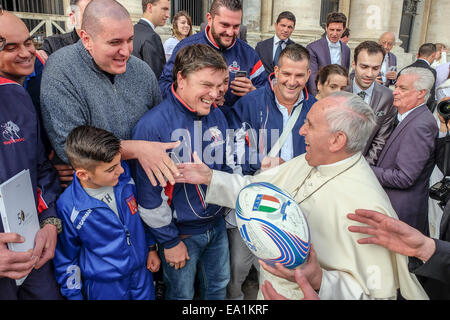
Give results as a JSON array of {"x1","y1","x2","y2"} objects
[
  {"x1": 132, "y1": 86, "x2": 233, "y2": 249},
  {"x1": 159, "y1": 26, "x2": 267, "y2": 107},
  {"x1": 227, "y1": 74, "x2": 317, "y2": 175},
  {"x1": 0, "y1": 77, "x2": 61, "y2": 232},
  {"x1": 53, "y1": 162, "x2": 155, "y2": 300}
]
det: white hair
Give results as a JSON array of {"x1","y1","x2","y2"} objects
[
  {"x1": 325, "y1": 91, "x2": 377, "y2": 153},
  {"x1": 400, "y1": 67, "x2": 435, "y2": 102}
]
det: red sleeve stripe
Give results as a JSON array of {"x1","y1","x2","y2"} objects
[
  {"x1": 250, "y1": 60, "x2": 265, "y2": 79},
  {"x1": 37, "y1": 188, "x2": 48, "y2": 214}
]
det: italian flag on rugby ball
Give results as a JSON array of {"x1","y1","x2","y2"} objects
[{"x1": 252, "y1": 194, "x2": 280, "y2": 213}]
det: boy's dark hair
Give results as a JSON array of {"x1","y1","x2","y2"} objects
[
  {"x1": 326, "y1": 12, "x2": 347, "y2": 28},
  {"x1": 142, "y1": 0, "x2": 160, "y2": 13},
  {"x1": 65, "y1": 125, "x2": 121, "y2": 171},
  {"x1": 278, "y1": 43, "x2": 311, "y2": 69},
  {"x1": 353, "y1": 40, "x2": 386, "y2": 64},
  {"x1": 210, "y1": 0, "x2": 242, "y2": 17},
  {"x1": 172, "y1": 43, "x2": 227, "y2": 86},
  {"x1": 276, "y1": 11, "x2": 296, "y2": 26}
]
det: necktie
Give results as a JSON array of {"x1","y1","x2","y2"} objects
[
  {"x1": 273, "y1": 40, "x2": 284, "y2": 66},
  {"x1": 357, "y1": 91, "x2": 367, "y2": 101}
]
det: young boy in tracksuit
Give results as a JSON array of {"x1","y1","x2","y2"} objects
[{"x1": 53, "y1": 125, "x2": 160, "y2": 300}]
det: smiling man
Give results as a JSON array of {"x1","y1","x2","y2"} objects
[
  {"x1": 40, "y1": 0, "x2": 180, "y2": 190},
  {"x1": 132, "y1": 44, "x2": 233, "y2": 300},
  {"x1": 225, "y1": 43, "x2": 315, "y2": 300},
  {"x1": 255, "y1": 11, "x2": 296, "y2": 75},
  {"x1": 159, "y1": 0, "x2": 267, "y2": 108},
  {"x1": 345, "y1": 41, "x2": 396, "y2": 166},
  {"x1": 306, "y1": 12, "x2": 350, "y2": 95}
]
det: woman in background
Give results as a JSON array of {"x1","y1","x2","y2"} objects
[
  {"x1": 163, "y1": 11, "x2": 192, "y2": 60},
  {"x1": 314, "y1": 64, "x2": 349, "y2": 100}
]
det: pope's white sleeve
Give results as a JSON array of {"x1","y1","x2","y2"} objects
[
  {"x1": 205, "y1": 170, "x2": 255, "y2": 208},
  {"x1": 318, "y1": 269, "x2": 395, "y2": 300}
]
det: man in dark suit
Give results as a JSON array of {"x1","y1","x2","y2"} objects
[
  {"x1": 306, "y1": 12, "x2": 351, "y2": 95},
  {"x1": 255, "y1": 11, "x2": 296, "y2": 75},
  {"x1": 378, "y1": 32, "x2": 398, "y2": 87},
  {"x1": 345, "y1": 41, "x2": 396, "y2": 166},
  {"x1": 399, "y1": 43, "x2": 437, "y2": 110},
  {"x1": 372, "y1": 67, "x2": 438, "y2": 235},
  {"x1": 38, "y1": 0, "x2": 91, "y2": 60},
  {"x1": 132, "y1": 0, "x2": 169, "y2": 79}
]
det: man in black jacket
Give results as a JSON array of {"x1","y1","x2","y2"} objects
[
  {"x1": 38, "y1": 0, "x2": 91, "y2": 59},
  {"x1": 132, "y1": 0, "x2": 169, "y2": 79}
]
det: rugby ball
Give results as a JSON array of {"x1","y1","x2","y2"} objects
[{"x1": 235, "y1": 182, "x2": 310, "y2": 269}]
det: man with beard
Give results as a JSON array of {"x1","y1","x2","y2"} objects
[{"x1": 159, "y1": 0, "x2": 267, "y2": 107}]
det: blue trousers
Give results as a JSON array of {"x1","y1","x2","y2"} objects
[{"x1": 160, "y1": 217, "x2": 230, "y2": 300}]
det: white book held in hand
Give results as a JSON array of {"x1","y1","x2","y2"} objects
[{"x1": 0, "y1": 169, "x2": 40, "y2": 285}]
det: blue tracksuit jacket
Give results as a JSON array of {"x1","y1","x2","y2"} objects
[
  {"x1": 53, "y1": 162, "x2": 155, "y2": 300},
  {"x1": 227, "y1": 74, "x2": 317, "y2": 175},
  {"x1": 159, "y1": 25, "x2": 267, "y2": 107},
  {"x1": 132, "y1": 85, "x2": 233, "y2": 249}
]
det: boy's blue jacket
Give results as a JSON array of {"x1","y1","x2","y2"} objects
[
  {"x1": 132, "y1": 85, "x2": 233, "y2": 250},
  {"x1": 53, "y1": 162, "x2": 155, "y2": 300},
  {"x1": 227, "y1": 74, "x2": 317, "y2": 175}
]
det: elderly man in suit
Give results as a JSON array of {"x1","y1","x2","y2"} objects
[
  {"x1": 132, "y1": 0, "x2": 170, "y2": 79},
  {"x1": 306, "y1": 12, "x2": 351, "y2": 95},
  {"x1": 255, "y1": 11, "x2": 296, "y2": 75},
  {"x1": 399, "y1": 43, "x2": 437, "y2": 110},
  {"x1": 378, "y1": 32, "x2": 398, "y2": 87},
  {"x1": 372, "y1": 67, "x2": 438, "y2": 236},
  {"x1": 345, "y1": 41, "x2": 396, "y2": 166}
]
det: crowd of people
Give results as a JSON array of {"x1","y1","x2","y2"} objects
[{"x1": 0, "y1": 0, "x2": 449, "y2": 301}]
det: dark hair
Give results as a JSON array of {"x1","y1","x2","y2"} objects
[
  {"x1": 142, "y1": 0, "x2": 160, "y2": 13},
  {"x1": 172, "y1": 44, "x2": 228, "y2": 86},
  {"x1": 65, "y1": 125, "x2": 121, "y2": 171},
  {"x1": 278, "y1": 43, "x2": 310, "y2": 69},
  {"x1": 210, "y1": 0, "x2": 242, "y2": 17},
  {"x1": 341, "y1": 28, "x2": 350, "y2": 38},
  {"x1": 326, "y1": 12, "x2": 347, "y2": 28},
  {"x1": 353, "y1": 40, "x2": 386, "y2": 64},
  {"x1": 315, "y1": 64, "x2": 349, "y2": 88},
  {"x1": 172, "y1": 10, "x2": 192, "y2": 40},
  {"x1": 418, "y1": 43, "x2": 437, "y2": 58},
  {"x1": 276, "y1": 11, "x2": 296, "y2": 26}
]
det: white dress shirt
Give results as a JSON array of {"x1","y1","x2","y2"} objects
[
  {"x1": 272, "y1": 35, "x2": 289, "y2": 61},
  {"x1": 326, "y1": 36, "x2": 341, "y2": 65},
  {"x1": 140, "y1": 17, "x2": 155, "y2": 31}
]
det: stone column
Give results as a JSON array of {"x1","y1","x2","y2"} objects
[
  {"x1": 242, "y1": 0, "x2": 261, "y2": 47},
  {"x1": 348, "y1": 0, "x2": 392, "y2": 44},
  {"x1": 425, "y1": 0, "x2": 450, "y2": 48},
  {"x1": 271, "y1": 0, "x2": 323, "y2": 46}
]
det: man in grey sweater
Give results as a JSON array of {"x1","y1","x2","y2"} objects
[{"x1": 40, "y1": 0, "x2": 179, "y2": 187}]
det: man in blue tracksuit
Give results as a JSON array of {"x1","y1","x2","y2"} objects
[
  {"x1": 133, "y1": 44, "x2": 233, "y2": 300},
  {"x1": 0, "y1": 10, "x2": 62, "y2": 300},
  {"x1": 53, "y1": 126, "x2": 158, "y2": 300},
  {"x1": 224, "y1": 43, "x2": 317, "y2": 299},
  {"x1": 159, "y1": 0, "x2": 267, "y2": 108}
]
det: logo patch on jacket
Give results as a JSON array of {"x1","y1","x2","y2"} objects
[
  {"x1": 1, "y1": 120, "x2": 25, "y2": 145},
  {"x1": 228, "y1": 61, "x2": 240, "y2": 73},
  {"x1": 126, "y1": 195, "x2": 138, "y2": 215}
]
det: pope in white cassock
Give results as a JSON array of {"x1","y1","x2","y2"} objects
[{"x1": 175, "y1": 91, "x2": 428, "y2": 300}]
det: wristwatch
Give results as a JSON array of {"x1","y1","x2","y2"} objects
[
  {"x1": 40, "y1": 217, "x2": 63, "y2": 234},
  {"x1": 148, "y1": 244, "x2": 158, "y2": 252}
]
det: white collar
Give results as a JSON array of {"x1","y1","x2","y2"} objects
[
  {"x1": 141, "y1": 18, "x2": 155, "y2": 31},
  {"x1": 397, "y1": 104, "x2": 424, "y2": 122},
  {"x1": 352, "y1": 78, "x2": 375, "y2": 97},
  {"x1": 326, "y1": 36, "x2": 340, "y2": 48}
]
